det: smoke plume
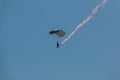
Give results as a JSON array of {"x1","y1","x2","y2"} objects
[{"x1": 61, "y1": 0, "x2": 107, "y2": 45}]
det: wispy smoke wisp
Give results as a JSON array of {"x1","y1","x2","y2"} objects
[{"x1": 61, "y1": 0, "x2": 107, "y2": 45}]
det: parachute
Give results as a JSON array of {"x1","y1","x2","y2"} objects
[{"x1": 49, "y1": 29, "x2": 65, "y2": 37}]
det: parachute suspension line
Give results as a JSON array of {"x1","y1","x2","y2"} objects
[{"x1": 61, "y1": 0, "x2": 107, "y2": 45}]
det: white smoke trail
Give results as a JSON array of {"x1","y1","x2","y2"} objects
[{"x1": 61, "y1": 0, "x2": 107, "y2": 45}]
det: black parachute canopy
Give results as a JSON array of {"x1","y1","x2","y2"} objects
[{"x1": 49, "y1": 29, "x2": 65, "y2": 37}]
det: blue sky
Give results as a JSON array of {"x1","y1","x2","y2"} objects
[{"x1": 0, "y1": 0, "x2": 120, "y2": 80}]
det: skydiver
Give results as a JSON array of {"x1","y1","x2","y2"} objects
[{"x1": 56, "y1": 41, "x2": 59, "y2": 48}]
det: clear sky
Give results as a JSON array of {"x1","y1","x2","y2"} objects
[{"x1": 0, "y1": 0, "x2": 120, "y2": 80}]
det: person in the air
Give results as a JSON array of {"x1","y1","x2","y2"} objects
[{"x1": 56, "y1": 41, "x2": 59, "y2": 48}]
